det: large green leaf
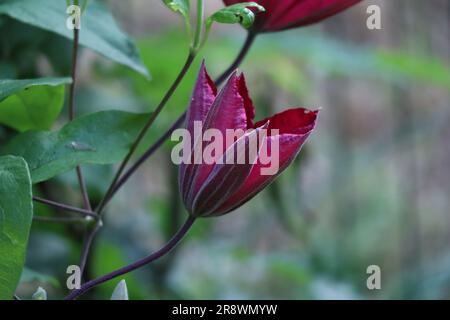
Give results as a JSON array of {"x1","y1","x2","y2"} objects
[
  {"x1": 0, "y1": 78, "x2": 71, "y2": 132},
  {"x1": 0, "y1": 110, "x2": 149, "y2": 183},
  {"x1": 0, "y1": 0, "x2": 149, "y2": 77},
  {"x1": 0, "y1": 155, "x2": 33, "y2": 300}
]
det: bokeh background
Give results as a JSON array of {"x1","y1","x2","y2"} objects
[{"x1": 3, "y1": 0, "x2": 450, "y2": 299}]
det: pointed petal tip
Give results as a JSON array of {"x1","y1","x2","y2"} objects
[
  {"x1": 236, "y1": 72, "x2": 255, "y2": 127},
  {"x1": 302, "y1": 107, "x2": 321, "y2": 115},
  {"x1": 301, "y1": 108, "x2": 320, "y2": 131},
  {"x1": 197, "y1": 60, "x2": 217, "y2": 95},
  {"x1": 198, "y1": 59, "x2": 208, "y2": 74},
  {"x1": 303, "y1": 108, "x2": 320, "y2": 124},
  {"x1": 219, "y1": 69, "x2": 242, "y2": 96},
  {"x1": 228, "y1": 69, "x2": 240, "y2": 82}
]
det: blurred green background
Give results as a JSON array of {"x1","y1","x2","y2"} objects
[{"x1": 3, "y1": 0, "x2": 450, "y2": 299}]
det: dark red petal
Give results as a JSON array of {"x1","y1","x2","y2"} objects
[
  {"x1": 188, "y1": 72, "x2": 252, "y2": 192},
  {"x1": 255, "y1": 108, "x2": 319, "y2": 135},
  {"x1": 181, "y1": 71, "x2": 256, "y2": 210},
  {"x1": 238, "y1": 73, "x2": 256, "y2": 129},
  {"x1": 204, "y1": 72, "x2": 251, "y2": 135},
  {"x1": 190, "y1": 126, "x2": 265, "y2": 217},
  {"x1": 185, "y1": 61, "x2": 217, "y2": 137},
  {"x1": 179, "y1": 62, "x2": 217, "y2": 203},
  {"x1": 223, "y1": 0, "x2": 362, "y2": 33},
  {"x1": 215, "y1": 108, "x2": 319, "y2": 215},
  {"x1": 265, "y1": 0, "x2": 362, "y2": 31}
]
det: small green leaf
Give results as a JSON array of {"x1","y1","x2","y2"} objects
[
  {"x1": 0, "y1": 78, "x2": 71, "y2": 132},
  {"x1": 32, "y1": 287, "x2": 47, "y2": 300},
  {"x1": 163, "y1": 0, "x2": 190, "y2": 18},
  {"x1": 0, "y1": 110, "x2": 150, "y2": 184},
  {"x1": 207, "y1": 2, "x2": 265, "y2": 29},
  {"x1": 111, "y1": 279, "x2": 129, "y2": 300},
  {"x1": 0, "y1": 0, "x2": 149, "y2": 77},
  {"x1": 0, "y1": 156, "x2": 33, "y2": 300}
]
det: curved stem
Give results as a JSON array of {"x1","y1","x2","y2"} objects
[
  {"x1": 111, "y1": 113, "x2": 187, "y2": 196},
  {"x1": 33, "y1": 196, "x2": 97, "y2": 218},
  {"x1": 192, "y1": 0, "x2": 204, "y2": 51},
  {"x1": 78, "y1": 219, "x2": 102, "y2": 275},
  {"x1": 77, "y1": 53, "x2": 196, "y2": 280},
  {"x1": 215, "y1": 31, "x2": 256, "y2": 85},
  {"x1": 65, "y1": 215, "x2": 196, "y2": 300},
  {"x1": 106, "y1": 31, "x2": 257, "y2": 201},
  {"x1": 68, "y1": 28, "x2": 79, "y2": 121},
  {"x1": 95, "y1": 53, "x2": 195, "y2": 216},
  {"x1": 76, "y1": 167, "x2": 92, "y2": 211}
]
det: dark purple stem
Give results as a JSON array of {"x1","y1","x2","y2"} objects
[
  {"x1": 95, "y1": 53, "x2": 196, "y2": 216},
  {"x1": 74, "y1": 53, "x2": 196, "y2": 279},
  {"x1": 33, "y1": 196, "x2": 97, "y2": 218},
  {"x1": 68, "y1": 26, "x2": 92, "y2": 212},
  {"x1": 64, "y1": 215, "x2": 196, "y2": 300},
  {"x1": 214, "y1": 31, "x2": 256, "y2": 85}
]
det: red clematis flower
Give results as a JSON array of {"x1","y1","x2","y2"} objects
[
  {"x1": 178, "y1": 63, "x2": 318, "y2": 217},
  {"x1": 223, "y1": 0, "x2": 362, "y2": 33}
]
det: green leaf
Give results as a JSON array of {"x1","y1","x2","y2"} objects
[
  {"x1": 207, "y1": 2, "x2": 265, "y2": 29},
  {"x1": 163, "y1": 0, "x2": 190, "y2": 19},
  {"x1": 111, "y1": 279, "x2": 129, "y2": 300},
  {"x1": 0, "y1": 110, "x2": 149, "y2": 184},
  {"x1": 0, "y1": 0, "x2": 149, "y2": 77},
  {"x1": 0, "y1": 155, "x2": 33, "y2": 300},
  {"x1": 0, "y1": 78, "x2": 71, "y2": 132}
]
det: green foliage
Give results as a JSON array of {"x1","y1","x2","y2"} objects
[
  {"x1": 0, "y1": 156, "x2": 33, "y2": 300},
  {"x1": 207, "y1": 2, "x2": 265, "y2": 29},
  {"x1": 0, "y1": 110, "x2": 150, "y2": 183},
  {"x1": 0, "y1": 78, "x2": 71, "y2": 132},
  {"x1": 0, "y1": 0, "x2": 149, "y2": 77}
]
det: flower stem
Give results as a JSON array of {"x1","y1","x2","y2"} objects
[
  {"x1": 192, "y1": 0, "x2": 204, "y2": 52},
  {"x1": 78, "y1": 219, "x2": 102, "y2": 275},
  {"x1": 215, "y1": 31, "x2": 256, "y2": 84},
  {"x1": 64, "y1": 215, "x2": 196, "y2": 300},
  {"x1": 110, "y1": 113, "x2": 187, "y2": 197},
  {"x1": 95, "y1": 53, "x2": 196, "y2": 215},
  {"x1": 68, "y1": 28, "x2": 78, "y2": 121},
  {"x1": 68, "y1": 23, "x2": 92, "y2": 212},
  {"x1": 76, "y1": 53, "x2": 196, "y2": 280},
  {"x1": 33, "y1": 216, "x2": 86, "y2": 224}
]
